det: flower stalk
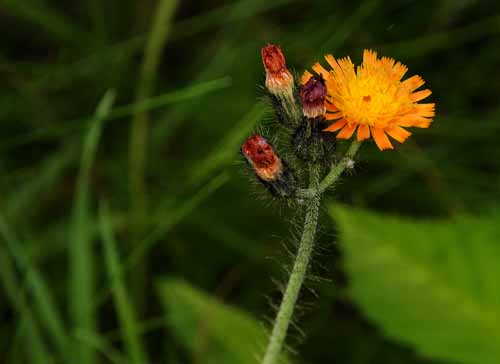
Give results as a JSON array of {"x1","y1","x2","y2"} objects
[
  {"x1": 261, "y1": 141, "x2": 361, "y2": 364},
  {"x1": 261, "y1": 162, "x2": 321, "y2": 364},
  {"x1": 243, "y1": 44, "x2": 433, "y2": 364}
]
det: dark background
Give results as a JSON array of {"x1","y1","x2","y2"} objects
[{"x1": 1, "y1": 0, "x2": 500, "y2": 363}]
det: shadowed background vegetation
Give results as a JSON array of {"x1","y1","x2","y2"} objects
[{"x1": 1, "y1": 0, "x2": 500, "y2": 363}]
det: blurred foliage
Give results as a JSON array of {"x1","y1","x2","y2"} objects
[
  {"x1": 331, "y1": 204, "x2": 500, "y2": 364},
  {"x1": 0, "y1": 0, "x2": 499, "y2": 364},
  {"x1": 158, "y1": 278, "x2": 289, "y2": 364}
]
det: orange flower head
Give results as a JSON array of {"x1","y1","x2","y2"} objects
[
  {"x1": 261, "y1": 44, "x2": 294, "y2": 97},
  {"x1": 308, "y1": 49, "x2": 435, "y2": 150}
]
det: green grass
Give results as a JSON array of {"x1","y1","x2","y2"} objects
[{"x1": 1, "y1": 1, "x2": 500, "y2": 364}]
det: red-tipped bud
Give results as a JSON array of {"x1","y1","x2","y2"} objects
[
  {"x1": 241, "y1": 134, "x2": 283, "y2": 181},
  {"x1": 300, "y1": 75, "x2": 327, "y2": 119},
  {"x1": 261, "y1": 44, "x2": 294, "y2": 97}
]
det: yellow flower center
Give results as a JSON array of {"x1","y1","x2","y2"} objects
[{"x1": 332, "y1": 65, "x2": 412, "y2": 128}]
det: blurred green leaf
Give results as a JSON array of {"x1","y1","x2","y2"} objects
[
  {"x1": 0, "y1": 214, "x2": 69, "y2": 359},
  {"x1": 69, "y1": 90, "x2": 116, "y2": 364},
  {"x1": 0, "y1": 244, "x2": 50, "y2": 364},
  {"x1": 157, "y1": 278, "x2": 288, "y2": 364},
  {"x1": 126, "y1": 172, "x2": 230, "y2": 268},
  {"x1": 188, "y1": 102, "x2": 267, "y2": 185},
  {"x1": 129, "y1": 0, "x2": 179, "y2": 228},
  {"x1": 1, "y1": 0, "x2": 91, "y2": 46},
  {"x1": 330, "y1": 204, "x2": 500, "y2": 364},
  {"x1": 73, "y1": 329, "x2": 128, "y2": 364},
  {"x1": 0, "y1": 77, "x2": 231, "y2": 150},
  {"x1": 99, "y1": 202, "x2": 148, "y2": 364},
  {"x1": 5, "y1": 143, "x2": 77, "y2": 221}
]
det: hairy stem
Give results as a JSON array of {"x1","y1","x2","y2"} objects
[
  {"x1": 318, "y1": 140, "x2": 361, "y2": 194},
  {"x1": 262, "y1": 140, "x2": 362, "y2": 364},
  {"x1": 262, "y1": 163, "x2": 321, "y2": 364},
  {"x1": 296, "y1": 140, "x2": 362, "y2": 199}
]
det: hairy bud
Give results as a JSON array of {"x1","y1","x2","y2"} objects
[
  {"x1": 261, "y1": 44, "x2": 301, "y2": 128},
  {"x1": 241, "y1": 134, "x2": 282, "y2": 181},
  {"x1": 261, "y1": 44, "x2": 294, "y2": 97},
  {"x1": 300, "y1": 75, "x2": 327, "y2": 119},
  {"x1": 241, "y1": 134, "x2": 296, "y2": 197}
]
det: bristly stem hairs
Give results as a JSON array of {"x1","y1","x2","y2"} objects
[{"x1": 240, "y1": 44, "x2": 435, "y2": 364}]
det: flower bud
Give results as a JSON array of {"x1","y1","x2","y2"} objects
[
  {"x1": 299, "y1": 75, "x2": 327, "y2": 119},
  {"x1": 261, "y1": 44, "x2": 294, "y2": 98},
  {"x1": 241, "y1": 134, "x2": 296, "y2": 197},
  {"x1": 241, "y1": 134, "x2": 282, "y2": 182}
]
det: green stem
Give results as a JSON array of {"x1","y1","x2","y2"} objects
[
  {"x1": 318, "y1": 140, "x2": 361, "y2": 194},
  {"x1": 261, "y1": 163, "x2": 321, "y2": 364},
  {"x1": 296, "y1": 140, "x2": 362, "y2": 199},
  {"x1": 262, "y1": 140, "x2": 362, "y2": 364}
]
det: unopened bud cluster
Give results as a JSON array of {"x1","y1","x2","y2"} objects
[{"x1": 241, "y1": 44, "x2": 337, "y2": 198}]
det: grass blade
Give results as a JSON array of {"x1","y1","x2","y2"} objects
[
  {"x1": 0, "y1": 214, "x2": 68, "y2": 359},
  {"x1": 74, "y1": 329, "x2": 129, "y2": 364},
  {"x1": 187, "y1": 102, "x2": 267, "y2": 185},
  {"x1": 99, "y1": 202, "x2": 148, "y2": 364},
  {"x1": 125, "y1": 172, "x2": 230, "y2": 269},
  {"x1": 5, "y1": 143, "x2": 77, "y2": 220},
  {"x1": 129, "y1": 0, "x2": 179, "y2": 229},
  {"x1": 69, "y1": 90, "x2": 116, "y2": 364},
  {"x1": 0, "y1": 245, "x2": 49, "y2": 364},
  {"x1": 85, "y1": 172, "x2": 228, "y2": 318},
  {"x1": 0, "y1": 77, "x2": 231, "y2": 151}
]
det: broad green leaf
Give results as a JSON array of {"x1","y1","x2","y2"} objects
[
  {"x1": 330, "y1": 204, "x2": 500, "y2": 364},
  {"x1": 157, "y1": 278, "x2": 288, "y2": 364}
]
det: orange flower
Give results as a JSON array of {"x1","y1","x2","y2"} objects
[{"x1": 305, "y1": 49, "x2": 435, "y2": 150}]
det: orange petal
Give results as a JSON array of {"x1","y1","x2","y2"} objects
[
  {"x1": 397, "y1": 115, "x2": 428, "y2": 127},
  {"x1": 380, "y1": 56, "x2": 395, "y2": 70},
  {"x1": 356, "y1": 124, "x2": 370, "y2": 141},
  {"x1": 413, "y1": 118, "x2": 433, "y2": 128},
  {"x1": 337, "y1": 57, "x2": 355, "y2": 79},
  {"x1": 411, "y1": 89, "x2": 432, "y2": 102},
  {"x1": 325, "y1": 111, "x2": 343, "y2": 120},
  {"x1": 337, "y1": 123, "x2": 357, "y2": 139},
  {"x1": 386, "y1": 125, "x2": 411, "y2": 143},
  {"x1": 363, "y1": 49, "x2": 378, "y2": 66},
  {"x1": 371, "y1": 127, "x2": 394, "y2": 150},
  {"x1": 325, "y1": 54, "x2": 344, "y2": 76},
  {"x1": 415, "y1": 103, "x2": 435, "y2": 117},
  {"x1": 324, "y1": 54, "x2": 338, "y2": 69},
  {"x1": 325, "y1": 102, "x2": 338, "y2": 112},
  {"x1": 401, "y1": 75, "x2": 424, "y2": 92},
  {"x1": 300, "y1": 70, "x2": 313, "y2": 85},
  {"x1": 391, "y1": 62, "x2": 408, "y2": 81},
  {"x1": 324, "y1": 119, "x2": 347, "y2": 132},
  {"x1": 312, "y1": 62, "x2": 330, "y2": 79}
]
